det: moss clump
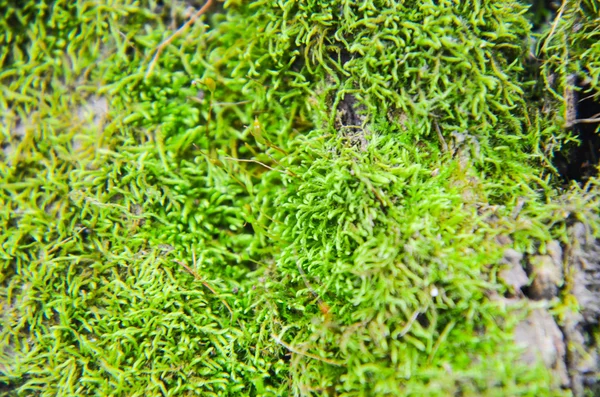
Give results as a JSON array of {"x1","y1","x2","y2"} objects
[
  {"x1": 1, "y1": 0, "x2": 599, "y2": 396},
  {"x1": 539, "y1": 0, "x2": 600, "y2": 106}
]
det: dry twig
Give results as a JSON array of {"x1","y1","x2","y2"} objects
[
  {"x1": 541, "y1": 0, "x2": 568, "y2": 53},
  {"x1": 271, "y1": 333, "x2": 342, "y2": 366},
  {"x1": 145, "y1": 0, "x2": 214, "y2": 79},
  {"x1": 176, "y1": 250, "x2": 234, "y2": 316}
]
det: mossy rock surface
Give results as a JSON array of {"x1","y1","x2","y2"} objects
[{"x1": 1, "y1": 0, "x2": 599, "y2": 396}]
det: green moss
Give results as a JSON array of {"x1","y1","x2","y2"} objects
[
  {"x1": 539, "y1": 0, "x2": 600, "y2": 101},
  {"x1": 1, "y1": 0, "x2": 599, "y2": 395}
]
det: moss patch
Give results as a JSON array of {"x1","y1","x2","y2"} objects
[{"x1": 1, "y1": 0, "x2": 599, "y2": 395}]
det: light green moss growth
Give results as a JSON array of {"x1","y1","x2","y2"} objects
[{"x1": 1, "y1": 0, "x2": 599, "y2": 396}]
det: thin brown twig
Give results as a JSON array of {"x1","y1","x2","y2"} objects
[
  {"x1": 541, "y1": 0, "x2": 568, "y2": 53},
  {"x1": 46, "y1": 226, "x2": 88, "y2": 256},
  {"x1": 266, "y1": 142, "x2": 288, "y2": 156},
  {"x1": 222, "y1": 156, "x2": 279, "y2": 172},
  {"x1": 46, "y1": 236, "x2": 74, "y2": 256},
  {"x1": 271, "y1": 333, "x2": 343, "y2": 367},
  {"x1": 213, "y1": 100, "x2": 252, "y2": 106},
  {"x1": 571, "y1": 117, "x2": 600, "y2": 124},
  {"x1": 175, "y1": 251, "x2": 234, "y2": 316},
  {"x1": 578, "y1": 93, "x2": 599, "y2": 103},
  {"x1": 224, "y1": 155, "x2": 301, "y2": 179},
  {"x1": 226, "y1": 154, "x2": 299, "y2": 178},
  {"x1": 397, "y1": 307, "x2": 423, "y2": 338},
  {"x1": 145, "y1": 0, "x2": 214, "y2": 79},
  {"x1": 434, "y1": 120, "x2": 448, "y2": 153}
]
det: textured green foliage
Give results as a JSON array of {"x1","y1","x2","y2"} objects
[
  {"x1": 262, "y1": 0, "x2": 530, "y2": 121},
  {"x1": 539, "y1": 0, "x2": 600, "y2": 122},
  {"x1": 272, "y1": 131, "x2": 529, "y2": 394},
  {"x1": 1, "y1": 0, "x2": 599, "y2": 396}
]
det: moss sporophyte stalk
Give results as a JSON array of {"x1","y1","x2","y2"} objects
[{"x1": 1, "y1": 0, "x2": 599, "y2": 396}]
